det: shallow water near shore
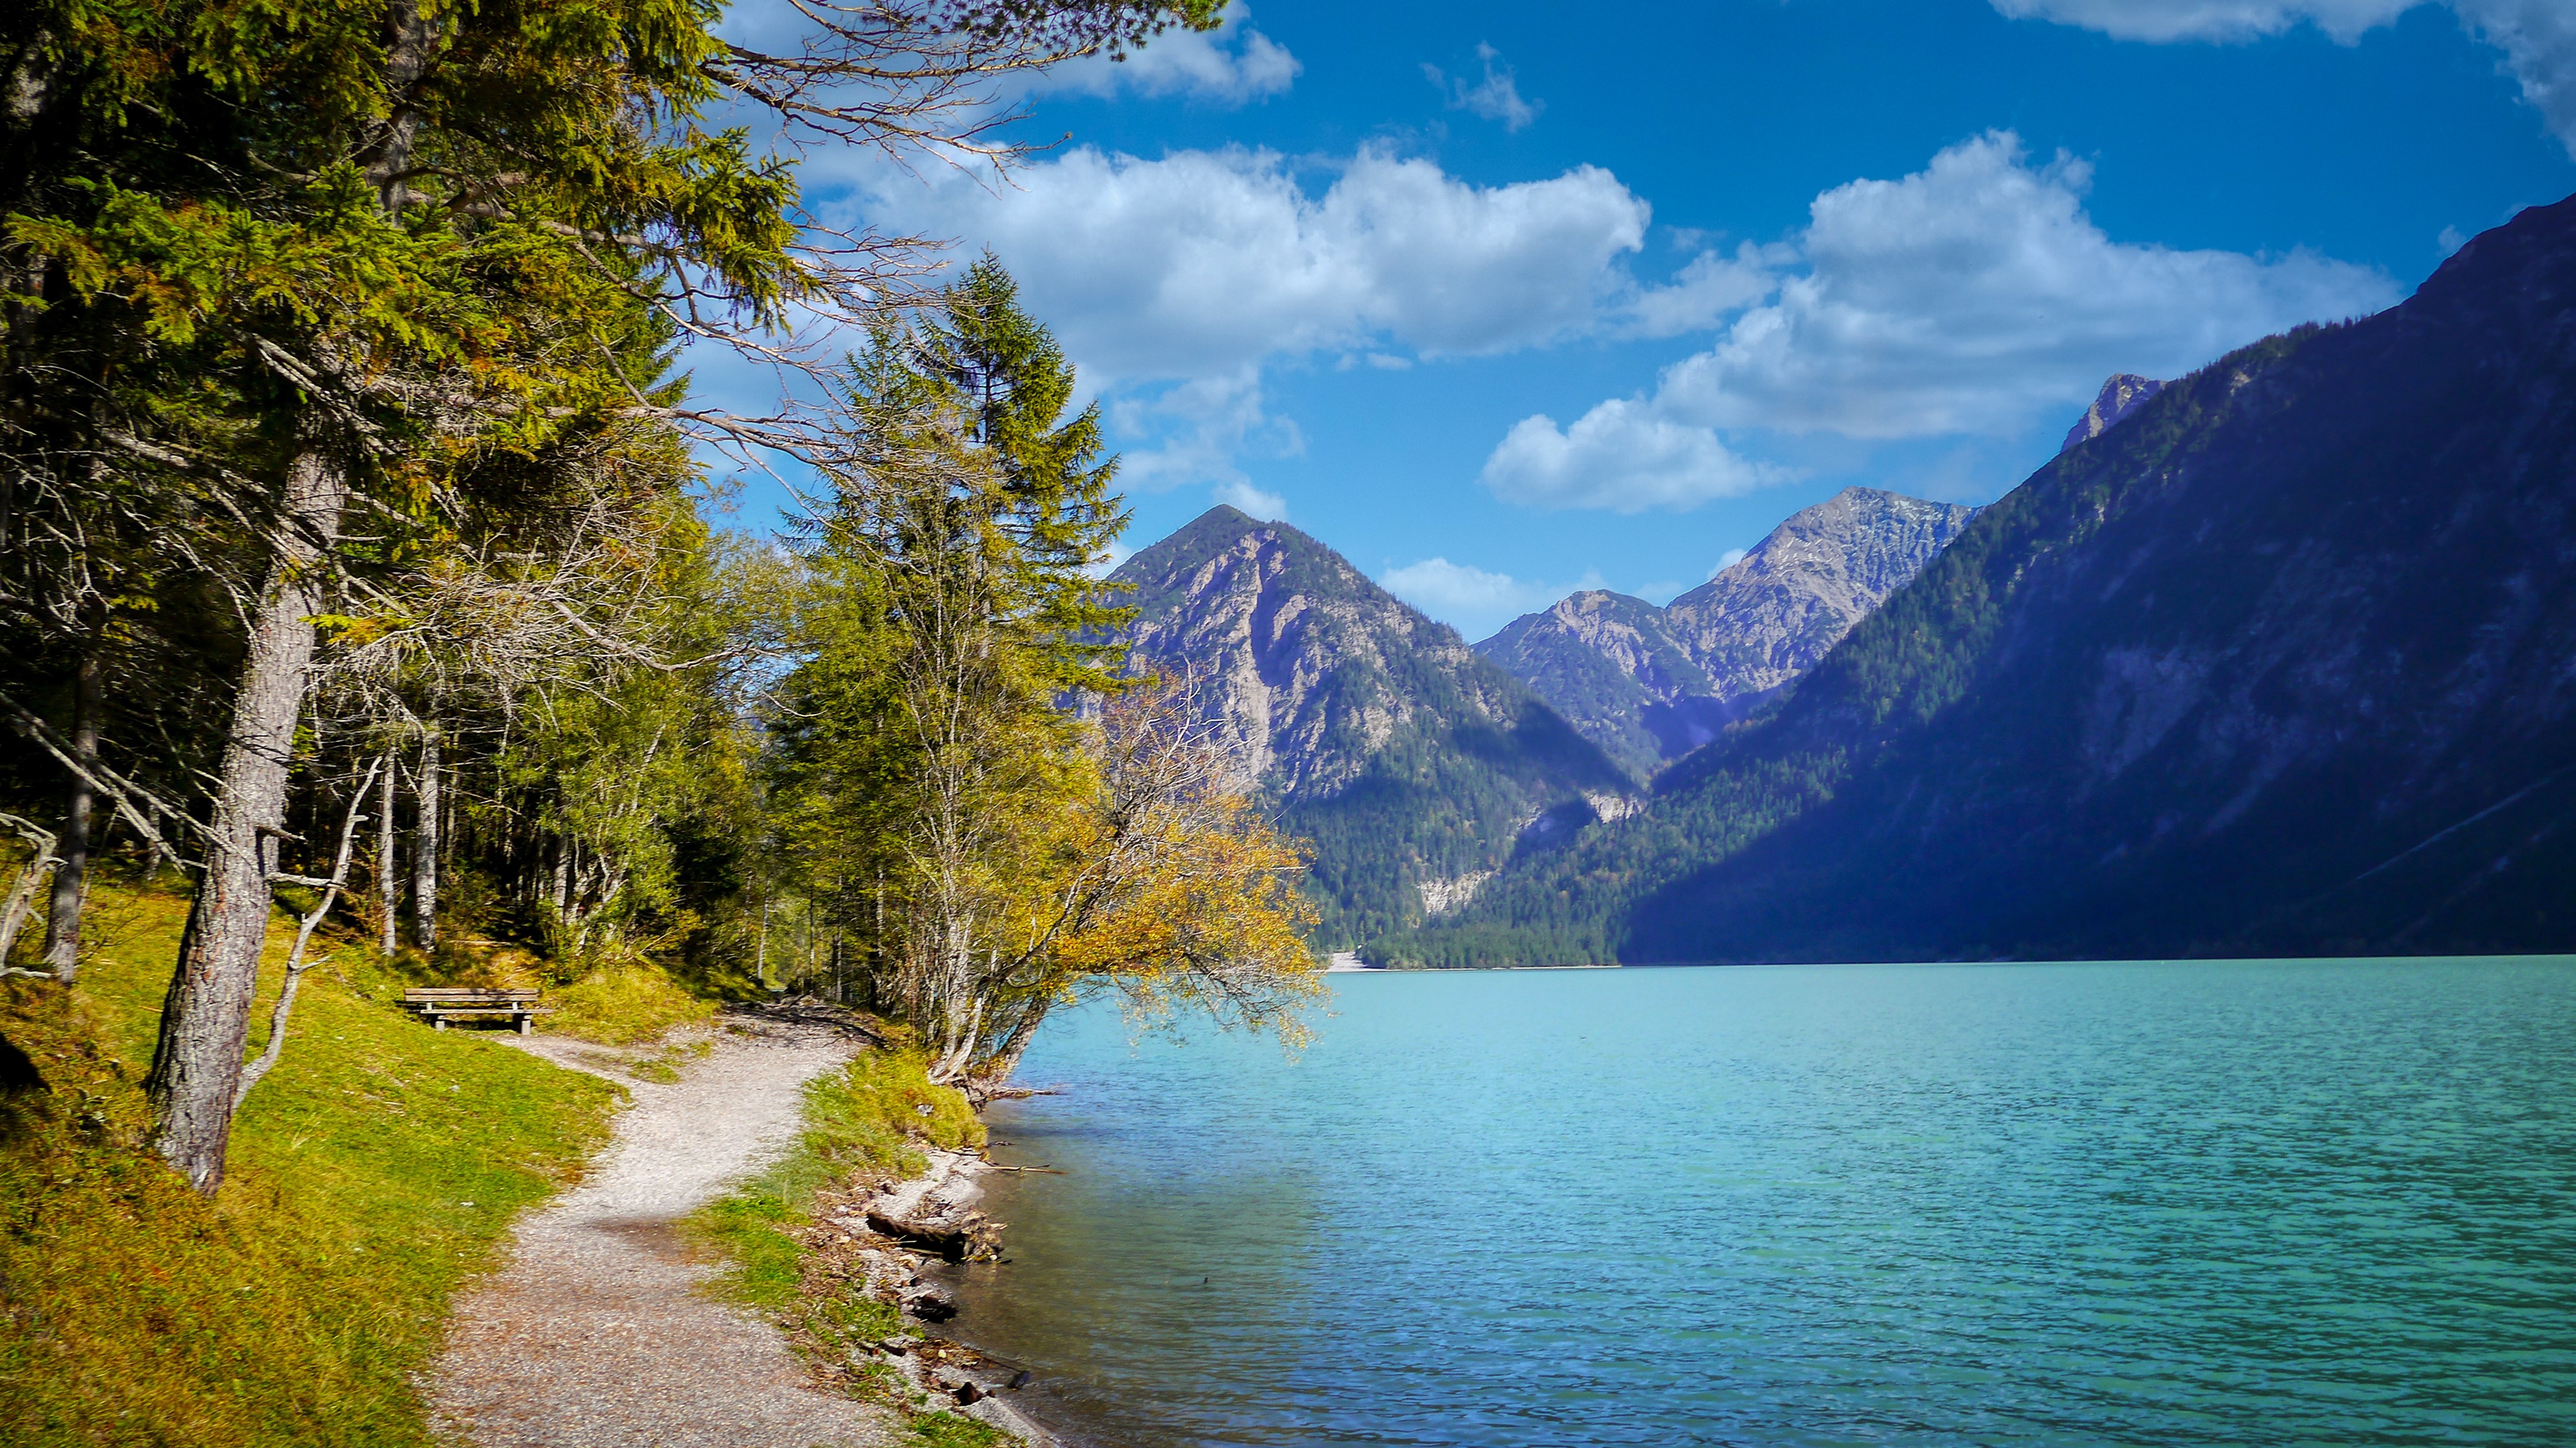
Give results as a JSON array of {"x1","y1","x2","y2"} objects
[{"x1": 945, "y1": 959, "x2": 2576, "y2": 1447}]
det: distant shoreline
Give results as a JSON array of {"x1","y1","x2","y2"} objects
[{"x1": 1324, "y1": 950, "x2": 1618, "y2": 974}]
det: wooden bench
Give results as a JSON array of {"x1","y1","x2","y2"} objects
[{"x1": 399, "y1": 988, "x2": 552, "y2": 1035}]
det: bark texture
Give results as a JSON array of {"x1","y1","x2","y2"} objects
[
  {"x1": 377, "y1": 757, "x2": 398, "y2": 959},
  {"x1": 0, "y1": 815, "x2": 58, "y2": 966},
  {"x1": 412, "y1": 721, "x2": 440, "y2": 949},
  {"x1": 234, "y1": 754, "x2": 380, "y2": 1109},
  {"x1": 146, "y1": 448, "x2": 350, "y2": 1193},
  {"x1": 40, "y1": 648, "x2": 101, "y2": 981}
]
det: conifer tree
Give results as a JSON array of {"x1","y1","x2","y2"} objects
[
  {"x1": 774, "y1": 260, "x2": 1318, "y2": 1080},
  {"x1": 2, "y1": 0, "x2": 1229, "y2": 1192}
]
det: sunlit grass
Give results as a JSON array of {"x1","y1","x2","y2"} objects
[
  {"x1": 0, "y1": 874, "x2": 621, "y2": 1446},
  {"x1": 542, "y1": 963, "x2": 719, "y2": 1045},
  {"x1": 687, "y1": 1044, "x2": 1000, "y2": 1443}
]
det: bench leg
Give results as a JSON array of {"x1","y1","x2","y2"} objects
[{"x1": 434, "y1": 1016, "x2": 447, "y2": 1030}]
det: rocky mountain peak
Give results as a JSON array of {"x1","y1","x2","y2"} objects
[
  {"x1": 1479, "y1": 486, "x2": 1975, "y2": 777},
  {"x1": 1114, "y1": 507, "x2": 1447, "y2": 795},
  {"x1": 1109, "y1": 507, "x2": 1628, "y2": 946},
  {"x1": 2062, "y1": 373, "x2": 2167, "y2": 451}
]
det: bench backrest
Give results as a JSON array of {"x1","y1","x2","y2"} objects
[{"x1": 401, "y1": 988, "x2": 541, "y2": 1003}]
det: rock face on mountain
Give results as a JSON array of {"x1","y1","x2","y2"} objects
[
  {"x1": 2062, "y1": 373, "x2": 2165, "y2": 451},
  {"x1": 1659, "y1": 487, "x2": 1981, "y2": 720},
  {"x1": 1388, "y1": 193, "x2": 2576, "y2": 967},
  {"x1": 1109, "y1": 507, "x2": 1630, "y2": 947},
  {"x1": 1476, "y1": 488, "x2": 1975, "y2": 777},
  {"x1": 1474, "y1": 590, "x2": 1711, "y2": 777}
]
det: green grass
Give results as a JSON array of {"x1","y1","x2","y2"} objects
[
  {"x1": 542, "y1": 964, "x2": 719, "y2": 1044},
  {"x1": 0, "y1": 874, "x2": 623, "y2": 1447},
  {"x1": 691, "y1": 1045, "x2": 984, "y2": 1309},
  {"x1": 686, "y1": 1046, "x2": 1003, "y2": 1444},
  {"x1": 910, "y1": 1409, "x2": 1015, "y2": 1446}
]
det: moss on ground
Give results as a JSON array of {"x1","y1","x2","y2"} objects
[{"x1": 0, "y1": 875, "x2": 622, "y2": 1447}]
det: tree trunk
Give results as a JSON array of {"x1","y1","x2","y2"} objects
[
  {"x1": 412, "y1": 720, "x2": 440, "y2": 951},
  {"x1": 377, "y1": 756, "x2": 398, "y2": 959},
  {"x1": 39, "y1": 648, "x2": 102, "y2": 982},
  {"x1": 0, "y1": 815, "x2": 60, "y2": 966},
  {"x1": 369, "y1": 0, "x2": 436, "y2": 212},
  {"x1": 976, "y1": 1000, "x2": 1050, "y2": 1085},
  {"x1": 146, "y1": 447, "x2": 350, "y2": 1194}
]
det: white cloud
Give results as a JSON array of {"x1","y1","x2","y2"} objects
[
  {"x1": 1031, "y1": 13, "x2": 1299, "y2": 104},
  {"x1": 1709, "y1": 548, "x2": 1748, "y2": 577},
  {"x1": 1479, "y1": 131, "x2": 2396, "y2": 512},
  {"x1": 1650, "y1": 131, "x2": 2395, "y2": 439},
  {"x1": 1482, "y1": 400, "x2": 1794, "y2": 513},
  {"x1": 1380, "y1": 559, "x2": 1608, "y2": 637},
  {"x1": 1382, "y1": 557, "x2": 1533, "y2": 613},
  {"x1": 2455, "y1": 0, "x2": 2576, "y2": 151},
  {"x1": 1214, "y1": 479, "x2": 1289, "y2": 520},
  {"x1": 1621, "y1": 242, "x2": 1790, "y2": 339},
  {"x1": 835, "y1": 143, "x2": 1658, "y2": 485},
  {"x1": 2439, "y1": 224, "x2": 2471, "y2": 254},
  {"x1": 1993, "y1": 1, "x2": 2576, "y2": 152},
  {"x1": 1990, "y1": 0, "x2": 2411, "y2": 41},
  {"x1": 1424, "y1": 43, "x2": 1542, "y2": 132},
  {"x1": 879, "y1": 145, "x2": 1650, "y2": 382},
  {"x1": 1106, "y1": 370, "x2": 1303, "y2": 492}
]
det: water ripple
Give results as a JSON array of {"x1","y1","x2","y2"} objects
[{"x1": 948, "y1": 959, "x2": 2576, "y2": 1447}]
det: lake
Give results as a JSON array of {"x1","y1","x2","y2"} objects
[{"x1": 942, "y1": 960, "x2": 2576, "y2": 1446}]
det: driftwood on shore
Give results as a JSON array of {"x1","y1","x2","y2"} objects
[
  {"x1": 864, "y1": 1197, "x2": 1005, "y2": 1262},
  {"x1": 722, "y1": 999, "x2": 894, "y2": 1043},
  {"x1": 965, "y1": 1082, "x2": 1061, "y2": 1104}
]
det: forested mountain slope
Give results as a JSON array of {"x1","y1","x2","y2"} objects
[
  {"x1": 1477, "y1": 488, "x2": 1975, "y2": 777},
  {"x1": 1110, "y1": 507, "x2": 1631, "y2": 947},
  {"x1": 1380, "y1": 193, "x2": 2576, "y2": 966},
  {"x1": 1474, "y1": 590, "x2": 1710, "y2": 778}
]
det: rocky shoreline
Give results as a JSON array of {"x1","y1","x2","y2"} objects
[
  {"x1": 789, "y1": 1121, "x2": 1066, "y2": 1443},
  {"x1": 711, "y1": 1000, "x2": 1080, "y2": 1445}
]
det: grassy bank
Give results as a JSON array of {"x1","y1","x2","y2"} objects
[
  {"x1": 0, "y1": 875, "x2": 624, "y2": 1446},
  {"x1": 688, "y1": 1043, "x2": 1002, "y2": 1446}
]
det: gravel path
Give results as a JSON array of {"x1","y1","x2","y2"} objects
[{"x1": 428, "y1": 1020, "x2": 902, "y2": 1448}]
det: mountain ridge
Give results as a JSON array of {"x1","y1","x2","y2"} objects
[
  {"x1": 1475, "y1": 487, "x2": 1976, "y2": 777},
  {"x1": 1377, "y1": 192, "x2": 2576, "y2": 967},
  {"x1": 1107, "y1": 506, "x2": 1631, "y2": 947}
]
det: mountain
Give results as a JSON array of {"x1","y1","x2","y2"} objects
[
  {"x1": 1475, "y1": 488, "x2": 1976, "y2": 777},
  {"x1": 1380, "y1": 193, "x2": 2576, "y2": 967},
  {"x1": 1473, "y1": 590, "x2": 1712, "y2": 777},
  {"x1": 1107, "y1": 507, "x2": 1632, "y2": 948},
  {"x1": 2062, "y1": 373, "x2": 2165, "y2": 450}
]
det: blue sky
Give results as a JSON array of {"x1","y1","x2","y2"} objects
[{"x1": 705, "y1": 0, "x2": 2575, "y2": 641}]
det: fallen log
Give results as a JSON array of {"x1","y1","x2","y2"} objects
[
  {"x1": 720, "y1": 1000, "x2": 893, "y2": 1043},
  {"x1": 866, "y1": 1206, "x2": 1005, "y2": 1263}
]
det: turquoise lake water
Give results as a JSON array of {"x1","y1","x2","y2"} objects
[{"x1": 943, "y1": 961, "x2": 2576, "y2": 1446}]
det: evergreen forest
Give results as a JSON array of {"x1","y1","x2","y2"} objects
[{"x1": 0, "y1": 0, "x2": 1319, "y2": 1201}]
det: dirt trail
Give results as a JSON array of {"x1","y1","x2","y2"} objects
[{"x1": 428, "y1": 1019, "x2": 900, "y2": 1448}]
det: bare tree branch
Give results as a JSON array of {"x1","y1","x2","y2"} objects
[{"x1": 235, "y1": 753, "x2": 386, "y2": 1108}]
